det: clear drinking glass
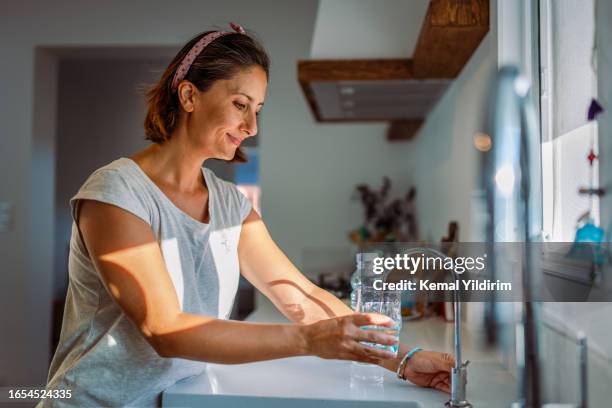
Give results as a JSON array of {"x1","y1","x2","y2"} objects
[
  {"x1": 350, "y1": 288, "x2": 402, "y2": 385},
  {"x1": 356, "y1": 288, "x2": 402, "y2": 356}
]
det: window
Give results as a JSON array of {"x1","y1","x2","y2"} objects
[{"x1": 540, "y1": 0, "x2": 599, "y2": 242}]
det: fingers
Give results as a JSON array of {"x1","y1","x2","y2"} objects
[
  {"x1": 354, "y1": 327, "x2": 398, "y2": 346},
  {"x1": 350, "y1": 313, "x2": 394, "y2": 328},
  {"x1": 432, "y1": 378, "x2": 451, "y2": 394},
  {"x1": 432, "y1": 352, "x2": 455, "y2": 373},
  {"x1": 430, "y1": 372, "x2": 451, "y2": 394}
]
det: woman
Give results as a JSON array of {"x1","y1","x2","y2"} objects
[{"x1": 42, "y1": 23, "x2": 454, "y2": 407}]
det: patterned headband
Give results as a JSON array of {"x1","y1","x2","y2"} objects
[{"x1": 171, "y1": 22, "x2": 247, "y2": 92}]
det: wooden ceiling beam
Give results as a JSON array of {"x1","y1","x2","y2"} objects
[
  {"x1": 297, "y1": 59, "x2": 414, "y2": 82},
  {"x1": 412, "y1": 0, "x2": 490, "y2": 78}
]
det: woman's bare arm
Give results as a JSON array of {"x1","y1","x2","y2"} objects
[
  {"x1": 238, "y1": 209, "x2": 357, "y2": 324},
  {"x1": 77, "y1": 200, "x2": 396, "y2": 364}
]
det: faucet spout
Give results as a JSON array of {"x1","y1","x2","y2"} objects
[{"x1": 447, "y1": 360, "x2": 472, "y2": 408}]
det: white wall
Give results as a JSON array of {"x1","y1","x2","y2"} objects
[{"x1": 310, "y1": 0, "x2": 429, "y2": 59}]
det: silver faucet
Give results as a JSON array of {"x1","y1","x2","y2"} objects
[
  {"x1": 482, "y1": 66, "x2": 542, "y2": 407},
  {"x1": 390, "y1": 247, "x2": 472, "y2": 407}
]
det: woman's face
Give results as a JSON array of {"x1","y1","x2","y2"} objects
[{"x1": 181, "y1": 66, "x2": 267, "y2": 160}]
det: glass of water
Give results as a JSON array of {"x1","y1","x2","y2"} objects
[{"x1": 356, "y1": 288, "x2": 402, "y2": 356}]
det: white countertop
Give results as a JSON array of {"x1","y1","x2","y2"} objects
[{"x1": 162, "y1": 299, "x2": 517, "y2": 407}]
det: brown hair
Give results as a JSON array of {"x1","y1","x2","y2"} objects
[{"x1": 144, "y1": 29, "x2": 270, "y2": 163}]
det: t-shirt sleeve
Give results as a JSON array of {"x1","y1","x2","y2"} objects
[
  {"x1": 235, "y1": 186, "x2": 253, "y2": 223},
  {"x1": 210, "y1": 171, "x2": 253, "y2": 224},
  {"x1": 70, "y1": 168, "x2": 151, "y2": 225}
]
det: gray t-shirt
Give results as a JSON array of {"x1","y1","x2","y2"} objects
[{"x1": 39, "y1": 158, "x2": 252, "y2": 407}]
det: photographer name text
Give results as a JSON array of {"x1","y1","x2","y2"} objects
[{"x1": 373, "y1": 279, "x2": 512, "y2": 291}]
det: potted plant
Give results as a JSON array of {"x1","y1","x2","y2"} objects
[{"x1": 349, "y1": 177, "x2": 418, "y2": 245}]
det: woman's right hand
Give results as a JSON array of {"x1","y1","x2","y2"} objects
[{"x1": 300, "y1": 313, "x2": 398, "y2": 364}]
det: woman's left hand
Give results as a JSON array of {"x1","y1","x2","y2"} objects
[{"x1": 401, "y1": 350, "x2": 455, "y2": 394}]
